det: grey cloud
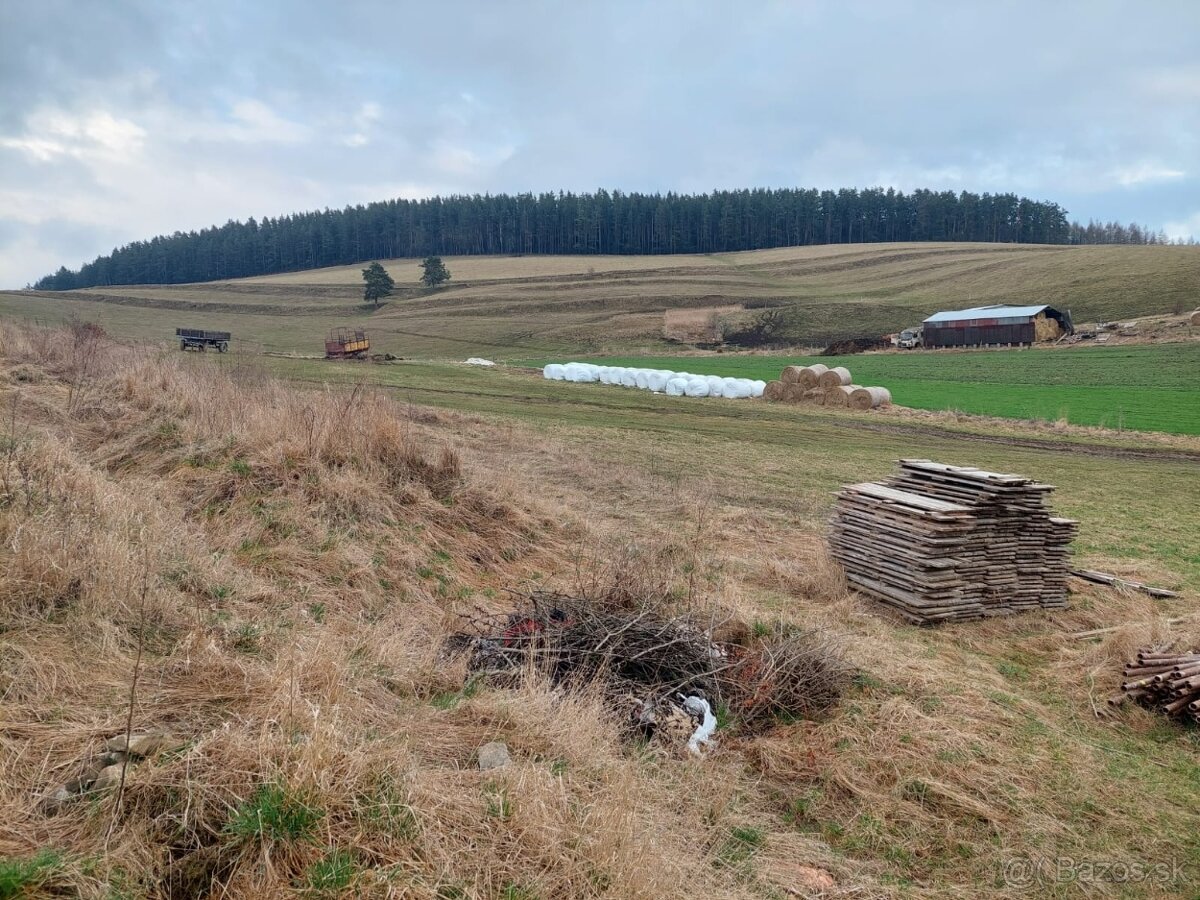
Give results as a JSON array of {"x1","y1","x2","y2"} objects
[{"x1": 1, "y1": 0, "x2": 1198, "y2": 286}]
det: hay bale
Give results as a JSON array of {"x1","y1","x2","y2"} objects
[
  {"x1": 825, "y1": 385, "x2": 854, "y2": 407},
  {"x1": 762, "y1": 380, "x2": 785, "y2": 402},
  {"x1": 817, "y1": 366, "x2": 852, "y2": 389},
  {"x1": 780, "y1": 365, "x2": 805, "y2": 384},
  {"x1": 797, "y1": 364, "x2": 829, "y2": 390},
  {"x1": 802, "y1": 388, "x2": 824, "y2": 404},
  {"x1": 1033, "y1": 314, "x2": 1063, "y2": 342},
  {"x1": 848, "y1": 386, "x2": 891, "y2": 410},
  {"x1": 782, "y1": 383, "x2": 807, "y2": 402},
  {"x1": 1191, "y1": 309, "x2": 1200, "y2": 326}
]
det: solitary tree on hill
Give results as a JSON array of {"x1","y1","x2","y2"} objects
[
  {"x1": 419, "y1": 255, "x2": 450, "y2": 288},
  {"x1": 361, "y1": 261, "x2": 394, "y2": 307}
]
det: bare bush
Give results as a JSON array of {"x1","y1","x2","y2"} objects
[{"x1": 451, "y1": 591, "x2": 851, "y2": 734}]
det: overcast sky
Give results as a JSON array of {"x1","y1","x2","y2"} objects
[{"x1": 1, "y1": 0, "x2": 1198, "y2": 287}]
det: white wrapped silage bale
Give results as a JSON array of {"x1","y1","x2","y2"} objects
[
  {"x1": 751, "y1": 380, "x2": 766, "y2": 398},
  {"x1": 634, "y1": 370, "x2": 651, "y2": 390},
  {"x1": 647, "y1": 371, "x2": 670, "y2": 392},
  {"x1": 543, "y1": 364, "x2": 565, "y2": 380},
  {"x1": 665, "y1": 378, "x2": 687, "y2": 396},
  {"x1": 619, "y1": 371, "x2": 637, "y2": 387},
  {"x1": 684, "y1": 379, "x2": 711, "y2": 397},
  {"x1": 706, "y1": 376, "x2": 725, "y2": 397},
  {"x1": 721, "y1": 377, "x2": 748, "y2": 399}
]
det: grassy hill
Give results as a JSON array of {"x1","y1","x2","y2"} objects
[
  {"x1": 2, "y1": 321, "x2": 1198, "y2": 898},
  {"x1": 1, "y1": 242, "x2": 1197, "y2": 357}
]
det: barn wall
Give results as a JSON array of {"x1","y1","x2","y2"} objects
[{"x1": 924, "y1": 323, "x2": 1035, "y2": 347}]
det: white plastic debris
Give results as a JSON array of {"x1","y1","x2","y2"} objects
[
  {"x1": 680, "y1": 694, "x2": 717, "y2": 755},
  {"x1": 465, "y1": 357, "x2": 495, "y2": 367}
]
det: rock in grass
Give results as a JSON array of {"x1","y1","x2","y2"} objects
[
  {"x1": 90, "y1": 763, "x2": 126, "y2": 792},
  {"x1": 39, "y1": 784, "x2": 77, "y2": 814},
  {"x1": 477, "y1": 741, "x2": 511, "y2": 771},
  {"x1": 105, "y1": 731, "x2": 185, "y2": 757}
]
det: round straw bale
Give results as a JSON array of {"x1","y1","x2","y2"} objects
[
  {"x1": 803, "y1": 387, "x2": 826, "y2": 406},
  {"x1": 780, "y1": 365, "x2": 805, "y2": 384},
  {"x1": 817, "y1": 366, "x2": 852, "y2": 389},
  {"x1": 762, "y1": 380, "x2": 785, "y2": 401},
  {"x1": 825, "y1": 385, "x2": 854, "y2": 407},
  {"x1": 797, "y1": 363, "x2": 829, "y2": 390},
  {"x1": 849, "y1": 386, "x2": 891, "y2": 410},
  {"x1": 1191, "y1": 309, "x2": 1200, "y2": 326},
  {"x1": 782, "y1": 382, "x2": 807, "y2": 402}
]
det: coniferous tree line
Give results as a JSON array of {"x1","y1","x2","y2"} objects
[{"x1": 32, "y1": 187, "x2": 1182, "y2": 290}]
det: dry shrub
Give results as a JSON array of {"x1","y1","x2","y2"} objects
[
  {"x1": 724, "y1": 628, "x2": 854, "y2": 728},
  {"x1": 452, "y1": 591, "x2": 852, "y2": 742},
  {"x1": 455, "y1": 592, "x2": 727, "y2": 699}
]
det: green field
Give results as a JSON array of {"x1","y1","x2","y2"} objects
[{"x1": 529, "y1": 344, "x2": 1200, "y2": 435}]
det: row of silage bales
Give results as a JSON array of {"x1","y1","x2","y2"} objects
[
  {"x1": 762, "y1": 363, "x2": 892, "y2": 410},
  {"x1": 543, "y1": 362, "x2": 766, "y2": 400}
]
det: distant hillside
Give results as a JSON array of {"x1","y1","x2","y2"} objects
[
  {"x1": 3, "y1": 242, "x2": 1197, "y2": 357},
  {"x1": 33, "y1": 186, "x2": 1171, "y2": 291}
]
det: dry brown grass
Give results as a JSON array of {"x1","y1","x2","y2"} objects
[
  {"x1": 0, "y1": 323, "x2": 847, "y2": 899},
  {"x1": 663, "y1": 305, "x2": 742, "y2": 343},
  {"x1": 1, "y1": 322, "x2": 1197, "y2": 899},
  {"x1": 6, "y1": 242, "x2": 1198, "y2": 359}
]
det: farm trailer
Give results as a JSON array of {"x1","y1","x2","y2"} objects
[
  {"x1": 325, "y1": 327, "x2": 370, "y2": 359},
  {"x1": 176, "y1": 328, "x2": 231, "y2": 352}
]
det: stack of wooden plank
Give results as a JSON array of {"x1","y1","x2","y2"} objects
[
  {"x1": 1117, "y1": 648, "x2": 1200, "y2": 724},
  {"x1": 830, "y1": 459, "x2": 1078, "y2": 624}
]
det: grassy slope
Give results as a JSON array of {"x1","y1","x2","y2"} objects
[
  {"x1": 1, "y1": 243, "x2": 1198, "y2": 358},
  {"x1": 540, "y1": 344, "x2": 1200, "y2": 435},
  {"x1": 2, "y1": 325, "x2": 1200, "y2": 898}
]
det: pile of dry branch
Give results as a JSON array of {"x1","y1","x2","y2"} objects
[
  {"x1": 1117, "y1": 648, "x2": 1200, "y2": 723},
  {"x1": 448, "y1": 591, "x2": 852, "y2": 735},
  {"x1": 761, "y1": 363, "x2": 891, "y2": 409},
  {"x1": 830, "y1": 459, "x2": 1078, "y2": 624}
]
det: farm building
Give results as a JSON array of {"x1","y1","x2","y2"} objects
[{"x1": 922, "y1": 304, "x2": 1073, "y2": 348}]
